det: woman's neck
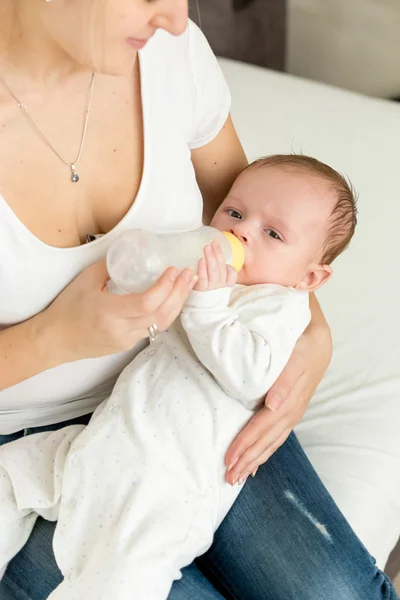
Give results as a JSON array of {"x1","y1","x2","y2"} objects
[{"x1": 0, "y1": 0, "x2": 84, "y2": 91}]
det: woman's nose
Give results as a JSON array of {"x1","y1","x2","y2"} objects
[{"x1": 151, "y1": 0, "x2": 189, "y2": 37}]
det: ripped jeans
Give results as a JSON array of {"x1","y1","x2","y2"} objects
[{"x1": 0, "y1": 417, "x2": 397, "y2": 600}]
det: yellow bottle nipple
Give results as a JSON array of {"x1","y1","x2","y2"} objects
[{"x1": 221, "y1": 231, "x2": 245, "y2": 272}]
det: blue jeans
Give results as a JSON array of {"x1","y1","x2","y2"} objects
[{"x1": 0, "y1": 415, "x2": 397, "y2": 600}]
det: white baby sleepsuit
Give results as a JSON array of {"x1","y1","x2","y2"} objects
[{"x1": 0, "y1": 284, "x2": 310, "y2": 599}]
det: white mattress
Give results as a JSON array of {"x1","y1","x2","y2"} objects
[{"x1": 220, "y1": 58, "x2": 400, "y2": 568}]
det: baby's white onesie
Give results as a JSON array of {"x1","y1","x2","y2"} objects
[{"x1": 0, "y1": 284, "x2": 310, "y2": 600}]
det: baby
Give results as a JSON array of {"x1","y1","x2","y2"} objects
[{"x1": 0, "y1": 154, "x2": 357, "y2": 600}]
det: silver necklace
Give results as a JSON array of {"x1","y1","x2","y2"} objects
[{"x1": 0, "y1": 72, "x2": 95, "y2": 183}]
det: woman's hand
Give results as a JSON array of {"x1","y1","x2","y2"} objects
[
  {"x1": 42, "y1": 260, "x2": 198, "y2": 365},
  {"x1": 224, "y1": 310, "x2": 332, "y2": 486}
]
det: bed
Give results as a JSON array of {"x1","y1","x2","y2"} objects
[{"x1": 219, "y1": 57, "x2": 400, "y2": 571}]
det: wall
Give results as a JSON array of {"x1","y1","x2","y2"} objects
[
  {"x1": 287, "y1": 0, "x2": 400, "y2": 97},
  {"x1": 190, "y1": 0, "x2": 286, "y2": 71}
]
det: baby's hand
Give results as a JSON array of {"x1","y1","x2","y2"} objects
[{"x1": 194, "y1": 241, "x2": 238, "y2": 292}]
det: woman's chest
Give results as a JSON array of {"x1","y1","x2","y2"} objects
[
  {"x1": 0, "y1": 74, "x2": 146, "y2": 248},
  {"x1": 0, "y1": 72, "x2": 203, "y2": 324},
  {"x1": 0, "y1": 79, "x2": 202, "y2": 250}
]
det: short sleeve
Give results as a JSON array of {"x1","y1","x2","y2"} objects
[{"x1": 187, "y1": 21, "x2": 231, "y2": 150}]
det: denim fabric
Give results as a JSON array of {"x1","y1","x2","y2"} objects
[{"x1": 0, "y1": 419, "x2": 397, "y2": 600}]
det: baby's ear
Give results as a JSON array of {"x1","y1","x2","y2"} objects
[{"x1": 294, "y1": 264, "x2": 332, "y2": 293}]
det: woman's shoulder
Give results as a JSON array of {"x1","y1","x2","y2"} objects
[
  {"x1": 142, "y1": 20, "x2": 231, "y2": 149},
  {"x1": 142, "y1": 20, "x2": 214, "y2": 94},
  {"x1": 144, "y1": 20, "x2": 208, "y2": 69}
]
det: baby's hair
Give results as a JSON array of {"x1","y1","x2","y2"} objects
[{"x1": 245, "y1": 154, "x2": 357, "y2": 264}]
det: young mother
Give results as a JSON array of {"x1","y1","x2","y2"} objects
[{"x1": 0, "y1": 1, "x2": 396, "y2": 599}]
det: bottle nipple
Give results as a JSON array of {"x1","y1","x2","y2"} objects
[{"x1": 221, "y1": 232, "x2": 245, "y2": 272}]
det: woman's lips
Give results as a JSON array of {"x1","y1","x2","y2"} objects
[{"x1": 126, "y1": 38, "x2": 149, "y2": 50}]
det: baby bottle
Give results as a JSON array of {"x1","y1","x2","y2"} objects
[{"x1": 107, "y1": 226, "x2": 245, "y2": 294}]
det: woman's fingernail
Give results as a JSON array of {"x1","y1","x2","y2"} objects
[
  {"x1": 170, "y1": 268, "x2": 179, "y2": 281},
  {"x1": 184, "y1": 269, "x2": 195, "y2": 283},
  {"x1": 227, "y1": 457, "x2": 239, "y2": 472},
  {"x1": 232, "y1": 473, "x2": 240, "y2": 485},
  {"x1": 251, "y1": 467, "x2": 258, "y2": 478},
  {"x1": 238, "y1": 472, "x2": 250, "y2": 485},
  {"x1": 267, "y1": 394, "x2": 281, "y2": 412},
  {"x1": 189, "y1": 275, "x2": 198, "y2": 289}
]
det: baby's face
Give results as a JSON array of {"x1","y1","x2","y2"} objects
[{"x1": 211, "y1": 166, "x2": 334, "y2": 290}]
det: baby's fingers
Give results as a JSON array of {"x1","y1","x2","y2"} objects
[
  {"x1": 226, "y1": 265, "x2": 238, "y2": 288},
  {"x1": 212, "y1": 241, "x2": 228, "y2": 283},
  {"x1": 204, "y1": 244, "x2": 220, "y2": 288},
  {"x1": 194, "y1": 258, "x2": 208, "y2": 291}
]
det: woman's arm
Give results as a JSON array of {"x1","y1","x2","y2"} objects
[
  {"x1": 225, "y1": 292, "x2": 332, "y2": 484},
  {"x1": 191, "y1": 115, "x2": 248, "y2": 225},
  {"x1": 267, "y1": 292, "x2": 331, "y2": 412},
  {"x1": 0, "y1": 263, "x2": 197, "y2": 391},
  {"x1": 0, "y1": 315, "x2": 58, "y2": 390}
]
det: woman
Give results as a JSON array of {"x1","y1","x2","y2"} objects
[{"x1": 0, "y1": 1, "x2": 396, "y2": 599}]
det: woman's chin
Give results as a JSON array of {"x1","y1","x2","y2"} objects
[{"x1": 90, "y1": 49, "x2": 138, "y2": 77}]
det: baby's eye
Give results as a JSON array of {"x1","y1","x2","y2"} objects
[
  {"x1": 264, "y1": 229, "x2": 282, "y2": 241},
  {"x1": 227, "y1": 209, "x2": 242, "y2": 219}
]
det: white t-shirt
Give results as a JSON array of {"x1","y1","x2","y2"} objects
[{"x1": 0, "y1": 21, "x2": 231, "y2": 434}]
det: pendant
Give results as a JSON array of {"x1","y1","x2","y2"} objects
[{"x1": 70, "y1": 164, "x2": 80, "y2": 183}]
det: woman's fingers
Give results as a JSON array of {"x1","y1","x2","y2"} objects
[
  {"x1": 108, "y1": 267, "x2": 178, "y2": 317},
  {"x1": 225, "y1": 422, "x2": 291, "y2": 485},
  {"x1": 225, "y1": 375, "x2": 310, "y2": 485},
  {"x1": 225, "y1": 407, "x2": 273, "y2": 468},
  {"x1": 109, "y1": 267, "x2": 196, "y2": 334},
  {"x1": 225, "y1": 405, "x2": 293, "y2": 485},
  {"x1": 113, "y1": 266, "x2": 193, "y2": 318},
  {"x1": 233, "y1": 429, "x2": 291, "y2": 485},
  {"x1": 120, "y1": 268, "x2": 198, "y2": 344},
  {"x1": 152, "y1": 268, "x2": 198, "y2": 330}
]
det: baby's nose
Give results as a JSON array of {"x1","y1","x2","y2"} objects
[{"x1": 231, "y1": 225, "x2": 251, "y2": 244}]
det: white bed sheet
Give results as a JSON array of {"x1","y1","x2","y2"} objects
[{"x1": 220, "y1": 58, "x2": 400, "y2": 568}]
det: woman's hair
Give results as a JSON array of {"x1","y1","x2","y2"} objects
[
  {"x1": 0, "y1": 2, "x2": 17, "y2": 45},
  {"x1": 246, "y1": 154, "x2": 358, "y2": 265}
]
